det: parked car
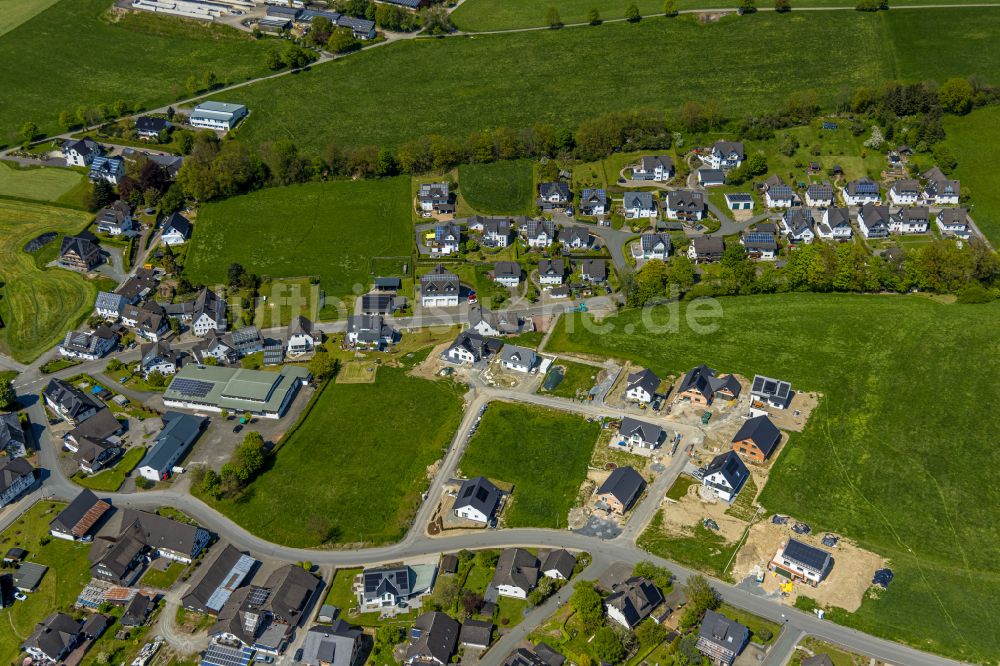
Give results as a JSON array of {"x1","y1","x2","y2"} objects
[
  {"x1": 233, "y1": 425, "x2": 243, "y2": 433},
  {"x1": 293, "y1": 649, "x2": 304, "y2": 663}
]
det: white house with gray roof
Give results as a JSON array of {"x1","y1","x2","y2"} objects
[
  {"x1": 817, "y1": 207, "x2": 852, "y2": 240},
  {"x1": 189, "y1": 101, "x2": 247, "y2": 132},
  {"x1": 857, "y1": 204, "x2": 891, "y2": 238},
  {"x1": 888, "y1": 206, "x2": 929, "y2": 234},
  {"x1": 537, "y1": 259, "x2": 565, "y2": 286},
  {"x1": 625, "y1": 368, "x2": 660, "y2": 404},
  {"x1": 618, "y1": 417, "x2": 664, "y2": 449},
  {"x1": 59, "y1": 326, "x2": 117, "y2": 361},
  {"x1": 499, "y1": 345, "x2": 537, "y2": 373},
  {"x1": 444, "y1": 330, "x2": 502, "y2": 365},
  {"x1": 420, "y1": 265, "x2": 460, "y2": 307},
  {"x1": 347, "y1": 314, "x2": 395, "y2": 349},
  {"x1": 804, "y1": 182, "x2": 834, "y2": 208},
  {"x1": 764, "y1": 176, "x2": 796, "y2": 208},
  {"x1": 453, "y1": 476, "x2": 501, "y2": 524},
  {"x1": 922, "y1": 167, "x2": 960, "y2": 205},
  {"x1": 559, "y1": 226, "x2": 590, "y2": 250},
  {"x1": 633, "y1": 155, "x2": 674, "y2": 181},
  {"x1": 287, "y1": 316, "x2": 315, "y2": 355},
  {"x1": 492, "y1": 549, "x2": 539, "y2": 598},
  {"x1": 137, "y1": 412, "x2": 206, "y2": 481},
  {"x1": 704, "y1": 141, "x2": 744, "y2": 171},
  {"x1": 622, "y1": 191, "x2": 657, "y2": 219},
  {"x1": 635, "y1": 233, "x2": 671, "y2": 261},
  {"x1": 936, "y1": 208, "x2": 971, "y2": 239},
  {"x1": 578, "y1": 188, "x2": 607, "y2": 216},
  {"x1": 522, "y1": 219, "x2": 556, "y2": 248},
  {"x1": 470, "y1": 305, "x2": 522, "y2": 337},
  {"x1": 95, "y1": 291, "x2": 126, "y2": 319},
  {"x1": 665, "y1": 190, "x2": 705, "y2": 221}
]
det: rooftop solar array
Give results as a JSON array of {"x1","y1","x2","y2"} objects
[
  {"x1": 744, "y1": 232, "x2": 775, "y2": 244},
  {"x1": 246, "y1": 585, "x2": 271, "y2": 607},
  {"x1": 172, "y1": 378, "x2": 214, "y2": 398},
  {"x1": 726, "y1": 193, "x2": 752, "y2": 202},
  {"x1": 201, "y1": 644, "x2": 255, "y2": 666}
]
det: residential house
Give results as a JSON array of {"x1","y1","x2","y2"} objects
[
  {"x1": 537, "y1": 182, "x2": 571, "y2": 210},
  {"x1": 499, "y1": 345, "x2": 537, "y2": 373},
  {"x1": 404, "y1": 612, "x2": 459, "y2": 665},
  {"x1": 804, "y1": 182, "x2": 834, "y2": 208},
  {"x1": 595, "y1": 466, "x2": 645, "y2": 514},
  {"x1": 622, "y1": 191, "x2": 657, "y2": 219},
  {"x1": 95, "y1": 291, "x2": 126, "y2": 319},
  {"x1": 763, "y1": 176, "x2": 796, "y2": 209},
  {"x1": 731, "y1": 415, "x2": 782, "y2": 463},
  {"x1": 428, "y1": 223, "x2": 461, "y2": 255},
  {"x1": 161, "y1": 287, "x2": 227, "y2": 336},
  {"x1": 923, "y1": 166, "x2": 960, "y2": 205},
  {"x1": 781, "y1": 208, "x2": 815, "y2": 244},
  {"x1": 122, "y1": 301, "x2": 169, "y2": 341},
  {"x1": 189, "y1": 101, "x2": 247, "y2": 131},
  {"x1": 300, "y1": 621, "x2": 362, "y2": 666},
  {"x1": 73, "y1": 437, "x2": 124, "y2": 475},
  {"x1": 418, "y1": 182, "x2": 453, "y2": 214},
  {"x1": 0, "y1": 412, "x2": 27, "y2": 458},
  {"x1": 121, "y1": 594, "x2": 153, "y2": 627},
  {"x1": 460, "y1": 619, "x2": 493, "y2": 650},
  {"x1": 117, "y1": 268, "x2": 158, "y2": 304},
  {"x1": 802, "y1": 656, "x2": 836, "y2": 666},
  {"x1": 358, "y1": 566, "x2": 416, "y2": 610},
  {"x1": 687, "y1": 236, "x2": 725, "y2": 263},
  {"x1": 192, "y1": 330, "x2": 237, "y2": 365},
  {"x1": 89, "y1": 156, "x2": 125, "y2": 185},
  {"x1": 347, "y1": 314, "x2": 395, "y2": 349},
  {"x1": 141, "y1": 340, "x2": 180, "y2": 376},
  {"x1": 137, "y1": 412, "x2": 206, "y2": 481},
  {"x1": 665, "y1": 190, "x2": 706, "y2": 221},
  {"x1": 135, "y1": 115, "x2": 171, "y2": 139},
  {"x1": 503, "y1": 644, "x2": 566, "y2": 666},
  {"x1": 48, "y1": 489, "x2": 110, "y2": 541},
  {"x1": 816, "y1": 207, "x2": 853, "y2": 240},
  {"x1": 633, "y1": 155, "x2": 674, "y2": 181},
  {"x1": 857, "y1": 204, "x2": 891, "y2": 239},
  {"x1": 362, "y1": 293, "x2": 405, "y2": 316},
  {"x1": 580, "y1": 259, "x2": 607, "y2": 283},
  {"x1": 740, "y1": 230, "x2": 777, "y2": 260},
  {"x1": 336, "y1": 15, "x2": 376, "y2": 39},
  {"x1": 473, "y1": 217, "x2": 514, "y2": 248},
  {"x1": 697, "y1": 169, "x2": 726, "y2": 187},
  {"x1": 287, "y1": 316, "x2": 315, "y2": 355},
  {"x1": 604, "y1": 577, "x2": 664, "y2": 629},
  {"x1": 537, "y1": 259, "x2": 565, "y2": 286},
  {"x1": 677, "y1": 365, "x2": 741, "y2": 406},
  {"x1": 91, "y1": 509, "x2": 210, "y2": 584},
  {"x1": 724, "y1": 193, "x2": 754, "y2": 211},
  {"x1": 59, "y1": 326, "x2": 117, "y2": 361},
  {"x1": 540, "y1": 550, "x2": 576, "y2": 581},
  {"x1": 374, "y1": 277, "x2": 401, "y2": 292},
  {"x1": 559, "y1": 226, "x2": 590, "y2": 250},
  {"x1": 453, "y1": 476, "x2": 501, "y2": 524},
  {"x1": 493, "y1": 548, "x2": 540, "y2": 599},
  {"x1": 20, "y1": 613, "x2": 83, "y2": 663},
  {"x1": 936, "y1": 208, "x2": 971, "y2": 239},
  {"x1": 842, "y1": 179, "x2": 880, "y2": 206},
  {"x1": 696, "y1": 610, "x2": 749, "y2": 666},
  {"x1": 889, "y1": 206, "x2": 930, "y2": 234},
  {"x1": 625, "y1": 368, "x2": 660, "y2": 404},
  {"x1": 522, "y1": 218, "x2": 556, "y2": 248},
  {"x1": 63, "y1": 138, "x2": 103, "y2": 167},
  {"x1": 470, "y1": 305, "x2": 522, "y2": 337},
  {"x1": 59, "y1": 233, "x2": 103, "y2": 271},
  {"x1": 578, "y1": 188, "x2": 607, "y2": 216},
  {"x1": 494, "y1": 261, "x2": 521, "y2": 288},
  {"x1": 43, "y1": 378, "x2": 103, "y2": 424},
  {"x1": 444, "y1": 330, "x2": 502, "y2": 365},
  {"x1": 770, "y1": 538, "x2": 832, "y2": 585},
  {"x1": 750, "y1": 375, "x2": 792, "y2": 409},
  {"x1": 702, "y1": 451, "x2": 749, "y2": 502},
  {"x1": 705, "y1": 141, "x2": 744, "y2": 171},
  {"x1": 618, "y1": 417, "x2": 664, "y2": 450},
  {"x1": 636, "y1": 233, "x2": 672, "y2": 261},
  {"x1": 161, "y1": 212, "x2": 192, "y2": 245},
  {"x1": 421, "y1": 265, "x2": 460, "y2": 307},
  {"x1": 64, "y1": 408, "x2": 124, "y2": 454},
  {"x1": 889, "y1": 179, "x2": 921, "y2": 205},
  {"x1": 0, "y1": 457, "x2": 35, "y2": 507},
  {"x1": 96, "y1": 201, "x2": 135, "y2": 236}
]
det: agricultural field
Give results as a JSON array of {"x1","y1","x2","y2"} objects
[
  {"x1": 0, "y1": 0, "x2": 274, "y2": 146},
  {"x1": 0, "y1": 501, "x2": 93, "y2": 666},
  {"x1": 0, "y1": 161, "x2": 89, "y2": 207},
  {"x1": 195, "y1": 367, "x2": 464, "y2": 547},
  {"x1": 884, "y1": 8, "x2": 1000, "y2": 84},
  {"x1": 457, "y1": 160, "x2": 535, "y2": 215},
  {"x1": 222, "y1": 10, "x2": 1000, "y2": 156},
  {"x1": 0, "y1": 199, "x2": 99, "y2": 362},
  {"x1": 458, "y1": 402, "x2": 601, "y2": 528},
  {"x1": 185, "y1": 178, "x2": 413, "y2": 299},
  {"x1": 450, "y1": 0, "x2": 1000, "y2": 31},
  {"x1": 549, "y1": 294, "x2": 1000, "y2": 662},
  {"x1": 943, "y1": 106, "x2": 1000, "y2": 244}
]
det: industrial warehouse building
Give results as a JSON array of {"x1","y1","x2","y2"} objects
[{"x1": 163, "y1": 365, "x2": 310, "y2": 419}]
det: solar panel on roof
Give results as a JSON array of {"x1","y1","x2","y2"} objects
[
  {"x1": 172, "y1": 378, "x2": 214, "y2": 397},
  {"x1": 245, "y1": 586, "x2": 270, "y2": 606},
  {"x1": 201, "y1": 644, "x2": 254, "y2": 666},
  {"x1": 744, "y1": 233, "x2": 774, "y2": 244}
]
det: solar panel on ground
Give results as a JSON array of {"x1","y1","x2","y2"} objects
[{"x1": 172, "y1": 378, "x2": 214, "y2": 397}]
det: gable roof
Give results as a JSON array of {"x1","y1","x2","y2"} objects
[
  {"x1": 751, "y1": 375, "x2": 791, "y2": 402},
  {"x1": 406, "y1": 611, "x2": 459, "y2": 664},
  {"x1": 493, "y1": 548, "x2": 540, "y2": 592},
  {"x1": 494, "y1": 261, "x2": 520, "y2": 279},
  {"x1": 640, "y1": 232, "x2": 672, "y2": 254},
  {"x1": 640, "y1": 155, "x2": 673, "y2": 171},
  {"x1": 43, "y1": 378, "x2": 104, "y2": 419},
  {"x1": 454, "y1": 476, "x2": 501, "y2": 518},
  {"x1": 698, "y1": 609, "x2": 748, "y2": 652},
  {"x1": 690, "y1": 236, "x2": 725, "y2": 255},
  {"x1": 596, "y1": 466, "x2": 646, "y2": 508},
  {"x1": 538, "y1": 259, "x2": 565, "y2": 276},
  {"x1": 626, "y1": 368, "x2": 660, "y2": 396},
  {"x1": 858, "y1": 203, "x2": 890, "y2": 229},
  {"x1": 623, "y1": 191, "x2": 654, "y2": 209},
  {"x1": 619, "y1": 417, "x2": 663, "y2": 446},
  {"x1": 499, "y1": 344, "x2": 536, "y2": 368},
  {"x1": 805, "y1": 182, "x2": 834, "y2": 200},
  {"x1": 182, "y1": 544, "x2": 257, "y2": 614},
  {"x1": 421, "y1": 264, "x2": 460, "y2": 295},
  {"x1": 732, "y1": 415, "x2": 781, "y2": 456},
  {"x1": 0, "y1": 457, "x2": 34, "y2": 495},
  {"x1": 712, "y1": 141, "x2": 744, "y2": 158},
  {"x1": 580, "y1": 259, "x2": 606, "y2": 280},
  {"x1": 538, "y1": 181, "x2": 570, "y2": 200},
  {"x1": 68, "y1": 407, "x2": 123, "y2": 442},
  {"x1": 667, "y1": 189, "x2": 705, "y2": 210},
  {"x1": 0, "y1": 412, "x2": 27, "y2": 454},
  {"x1": 845, "y1": 178, "x2": 879, "y2": 196},
  {"x1": 140, "y1": 412, "x2": 206, "y2": 473},
  {"x1": 704, "y1": 451, "x2": 749, "y2": 490},
  {"x1": 560, "y1": 226, "x2": 590, "y2": 245},
  {"x1": 50, "y1": 489, "x2": 110, "y2": 537},
  {"x1": 524, "y1": 218, "x2": 556, "y2": 240},
  {"x1": 59, "y1": 234, "x2": 101, "y2": 262},
  {"x1": 540, "y1": 549, "x2": 576, "y2": 579},
  {"x1": 781, "y1": 538, "x2": 832, "y2": 573},
  {"x1": 605, "y1": 576, "x2": 664, "y2": 627},
  {"x1": 162, "y1": 212, "x2": 192, "y2": 238}
]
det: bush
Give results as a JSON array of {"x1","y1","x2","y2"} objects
[{"x1": 956, "y1": 283, "x2": 995, "y2": 304}]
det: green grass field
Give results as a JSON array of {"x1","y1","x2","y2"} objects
[
  {"x1": 71, "y1": 446, "x2": 146, "y2": 492},
  {"x1": 884, "y1": 8, "x2": 1000, "y2": 83},
  {"x1": 0, "y1": 199, "x2": 99, "y2": 362},
  {"x1": 140, "y1": 561, "x2": 184, "y2": 590},
  {"x1": 458, "y1": 402, "x2": 600, "y2": 528},
  {"x1": 186, "y1": 178, "x2": 412, "y2": 298},
  {"x1": 943, "y1": 106, "x2": 1000, "y2": 245},
  {"x1": 450, "y1": 0, "x2": 1000, "y2": 30},
  {"x1": 0, "y1": 501, "x2": 93, "y2": 665},
  {"x1": 457, "y1": 160, "x2": 535, "y2": 215},
  {"x1": 540, "y1": 359, "x2": 600, "y2": 399},
  {"x1": 0, "y1": 161, "x2": 89, "y2": 207},
  {"x1": 549, "y1": 294, "x2": 1000, "y2": 662},
  {"x1": 196, "y1": 367, "x2": 464, "y2": 547},
  {"x1": 0, "y1": 0, "x2": 274, "y2": 146},
  {"x1": 0, "y1": 0, "x2": 61, "y2": 37}
]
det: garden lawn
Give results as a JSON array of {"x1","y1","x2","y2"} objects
[
  {"x1": 140, "y1": 561, "x2": 184, "y2": 590},
  {"x1": 0, "y1": 501, "x2": 93, "y2": 666},
  {"x1": 0, "y1": 0, "x2": 61, "y2": 36},
  {"x1": 185, "y1": 178, "x2": 413, "y2": 299},
  {"x1": 0, "y1": 199, "x2": 98, "y2": 362},
  {"x1": 458, "y1": 160, "x2": 535, "y2": 215},
  {"x1": 943, "y1": 106, "x2": 1000, "y2": 245},
  {"x1": 0, "y1": 161, "x2": 89, "y2": 206},
  {"x1": 540, "y1": 359, "x2": 599, "y2": 399},
  {"x1": 549, "y1": 294, "x2": 1000, "y2": 663},
  {"x1": 0, "y1": 0, "x2": 275, "y2": 146},
  {"x1": 72, "y1": 446, "x2": 146, "y2": 492},
  {"x1": 325, "y1": 567, "x2": 418, "y2": 627},
  {"x1": 196, "y1": 367, "x2": 464, "y2": 547},
  {"x1": 458, "y1": 402, "x2": 600, "y2": 528}
]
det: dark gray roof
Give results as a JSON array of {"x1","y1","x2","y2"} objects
[
  {"x1": 824, "y1": 207, "x2": 851, "y2": 228},
  {"x1": 623, "y1": 191, "x2": 654, "y2": 209},
  {"x1": 140, "y1": 412, "x2": 206, "y2": 474},
  {"x1": 783, "y1": 207, "x2": 814, "y2": 233},
  {"x1": 0, "y1": 412, "x2": 26, "y2": 454},
  {"x1": 619, "y1": 417, "x2": 663, "y2": 446},
  {"x1": 454, "y1": 476, "x2": 501, "y2": 518},
  {"x1": 704, "y1": 451, "x2": 749, "y2": 491},
  {"x1": 523, "y1": 218, "x2": 555, "y2": 240},
  {"x1": 135, "y1": 116, "x2": 170, "y2": 134},
  {"x1": 937, "y1": 208, "x2": 969, "y2": 227},
  {"x1": 43, "y1": 378, "x2": 104, "y2": 420},
  {"x1": 162, "y1": 212, "x2": 192, "y2": 238},
  {"x1": 698, "y1": 169, "x2": 726, "y2": 184},
  {"x1": 116, "y1": 508, "x2": 208, "y2": 558},
  {"x1": 492, "y1": 548, "x2": 540, "y2": 592},
  {"x1": 712, "y1": 141, "x2": 744, "y2": 159},
  {"x1": 845, "y1": 178, "x2": 879, "y2": 196},
  {"x1": 801, "y1": 655, "x2": 835, "y2": 666},
  {"x1": 560, "y1": 226, "x2": 590, "y2": 246},
  {"x1": 640, "y1": 233, "x2": 671, "y2": 254},
  {"x1": 302, "y1": 621, "x2": 361, "y2": 666},
  {"x1": 580, "y1": 259, "x2": 606, "y2": 281},
  {"x1": 362, "y1": 566, "x2": 412, "y2": 601},
  {"x1": 679, "y1": 364, "x2": 739, "y2": 400},
  {"x1": 499, "y1": 344, "x2": 536, "y2": 368},
  {"x1": 68, "y1": 408, "x2": 123, "y2": 442},
  {"x1": 596, "y1": 466, "x2": 646, "y2": 510},
  {"x1": 690, "y1": 236, "x2": 725, "y2": 256},
  {"x1": 782, "y1": 538, "x2": 832, "y2": 573},
  {"x1": 13, "y1": 561, "x2": 49, "y2": 591},
  {"x1": 698, "y1": 609, "x2": 749, "y2": 652},
  {"x1": 140, "y1": 339, "x2": 179, "y2": 370},
  {"x1": 806, "y1": 182, "x2": 834, "y2": 199},
  {"x1": 538, "y1": 181, "x2": 570, "y2": 200},
  {"x1": 460, "y1": 619, "x2": 493, "y2": 647},
  {"x1": 21, "y1": 612, "x2": 80, "y2": 660},
  {"x1": 891, "y1": 206, "x2": 929, "y2": 224},
  {"x1": 447, "y1": 330, "x2": 502, "y2": 359},
  {"x1": 604, "y1": 576, "x2": 663, "y2": 627},
  {"x1": 49, "y1": 489, "x2": 109, "y2": 536},
  {"x1": 122, "y1": 593, "x2": 152, "y2": 626},
  {"x1": 182, "y1": 544, "x2": 257, "y2": 614},
  {"x1": 494, "y1": 261, "x2": 520, "y2": 279},
  {"x1": 0, "y1": 457, "x2": 34, "y2": 496},
  {"x1": 406, "y1": 611, "x2": 459, "y2": 665},
  {"x1": 891, "y1": 179, "x2": 920, "y2": 194},
  {"x1": 750, "y1": 375, "x2": 791, "y2": 402},
  {"x1": 374, "y1": 277, "x2": 402, "y2": 290},
  {"x1": 626, "y1": 368, "x2": 660, "y2": 396},
  {"x1": 540, "y1": 549, "x2": 576, "y2": 579},
  {"x1": 859, "y1": 204, "x2": 890, "y2": 229},
  {"x1": 421, "y1": 264, "x2": 460, "y2": 295},
  {"x1": 640, "y1": 155, "x2": 673, "y2": 171},
  {"x1": 732, "y1": 415, "x2": 781, "y2": 457},
  {"x1": 538, "y1": 259, "x2": 565, "y2": 277}
]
